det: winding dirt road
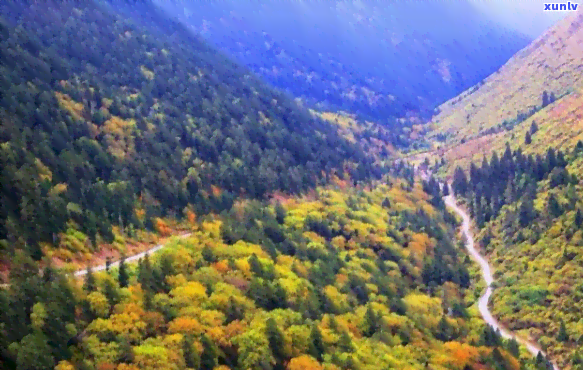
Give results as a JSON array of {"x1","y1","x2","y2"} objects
[
  {"x1": 73, "y1": 233, "x2": 192, "y2": 277},
  {"x1": 444, "y1": 190, "x2": 558, "y2": 369}
]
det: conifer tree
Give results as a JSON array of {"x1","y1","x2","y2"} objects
[
  {"x1": 308, "y1": 323, "x2": 325, "y2": 361},
  {"x1": 182, "y1": 335, "x2": 200, "y2": 369},
  {"x1": 382, "y1": 197, "x2": 391, "y2": 208},
  {"x1": 275, "y1": 201, "x2": 286, "y2": 225},
  {"x1": 266, "y1": 317, "x2": 286, "y2": 365},
  {"x1": 507, "y1": 337, "x2": 520, "y2": 357},
  {"x1": 118, "y1": 254, "x2": 129, "y2": 288},
  {"x1": 525, "y1": 131, "x2": 532, "y2": 145},
  {"x1": 452, "y1": 167, "x2": 468, "y2": 196},
  {"x1": 338, "y1": 330, "x2": 354, "y2": 353},
  {"x1": 103, "y1": 277, "x2": 120, "y2": 308},
  {"x1": 572, "y1": 350, "x2": 583, "y2": 370},
  {"x1": 200, "y1": 334, "x2": 217, "y2": 370},
  {"x1": 436, "y1": 315, "x2": 452, "y2": 342},
  {"x1": 158, "y1": 253, "x2": 175, "y2": 293},
  {"x1": 364, "y1": 305, "x2": 380, "y2": 337},
  {"x1": 542, "y1": 91, "x2": 550, "y2": 107},
  {"x1": 547, "y1": 193, "x2": 563, "y2": 219},
  {"x1": 558, "y1": 320, "x2": 569, "y2": 342},
  {"x1": 225, "y1": 297, "x2": 244, "y2": 324},
  {"x1": 519, "y1": 198, "x2": 537, "y2": 227},
  {"x1": 442, "y1": 184, "x2": 450, "y2": 196},
  {"x1": 201, "y1": 245, "x2": 217, "y2": 264},
  {"x1": 84, "y1": 265, "x2": 96, "y2": 293},
  {"x1": 575, "y1": 209, "x2": 583, "y2": 229},
  {"x1": 248, "y1": 254, "x2": 263, "y2": 278},
  {"x1": 530, "y1": 120, "x2": 539, "y2": 135}
]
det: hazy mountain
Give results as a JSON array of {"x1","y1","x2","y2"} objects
[{"x1": 157, "y1": 0, "x2": 531, "y2": 128}]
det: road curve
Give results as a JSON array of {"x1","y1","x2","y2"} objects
[
  {"x1": 444, "y1": 190, "x2": 558, "y2": 369},
  {"x1": 74, "y1": 233, "x2": 192, "y2": 277}
]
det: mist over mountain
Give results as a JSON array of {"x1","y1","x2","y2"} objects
[{"x1": 157, "y1": 0, "x2": 531, "y2": 128}]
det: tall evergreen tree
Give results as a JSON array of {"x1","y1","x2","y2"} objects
[
  {"x1": 338, "y1": 330, "x2": 354, "y2": 353},
  {"x1": 507, "y1": 337, "x2": 520, "y2": 357},
  {"x1": 308, "y1": 323, "x2": 325, "y2": 361},
  {"x1": 200, "y1": 335, "x2": 217, "y2": 370},
  {"x1": 364, "y1": 305, "x2": 380, "y2": 337},
  {"x1": 519, "y1": 198, "x2": 537, "y2": 227},
  {"x1": 118, "y1": 254, "x2": 129, "y2": 288},
  {"x1": 436, "y1": 315, "x2": 452, "y2": 342},
  {"x1": 266, "y1": 318, "x2": 286, "y2": 365},
  {"x1": 542, "y1": 91, "x2": 550, "y2": 107},
  {"x1": 275, "y1": 201, "x2": 286, "y2": 225},
  {"x1": 575, "y1": 209, "x2": 583, "y2": 229},
  {"x1": 182, "y1": 335, "x2": 200, "y2": 370},
  {"x1": 558, "y1": 320, "x2": 569, "y2": 342},
  {"x1": 530, "y1": 121, "x2": 539, "y2": 135},
  {"x1": 547, "y1": 193, "x2": 563, "y2": 219},
  {"x1": 84, "y1": 265, "x2": 96, "y2": 293},
  {"x1": 452, "y1": 167, "x2": 468, "y2": 196}
]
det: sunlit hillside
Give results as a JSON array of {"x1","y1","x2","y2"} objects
[{"x1": 430, "y1": 9, "x2": 583, "y2": 146}]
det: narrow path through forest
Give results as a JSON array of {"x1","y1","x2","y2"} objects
[
  {"x1": 0, "y1": 233, "x2": 193, "y2": 289},
  {"x1": 444, "y1": 188, "x2": 558, "y2": 370},
  {"x1": 73, "y1": 232, "x2": 192, "y2": 277}
]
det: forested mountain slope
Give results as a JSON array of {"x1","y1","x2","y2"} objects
[
  {"x1": 0, "y1": 175, "x2": 532, "y2": 370},
  {"x1": 450, "y1": 143, "x2": 583, "y2": 368},
  {"x1": 415, "y1": 9, "x2": 583, "y2": 368},
  {"x1": 0, "y1": 0, "x2": 380, "y2": 261},
  {"x1": 157, "y1": 0, "x2": 530, "y2": 148}
]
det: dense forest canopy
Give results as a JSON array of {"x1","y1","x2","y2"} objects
[
  {"x1": 0, "y1": 0, "x2": 382, "y2": 260},
  {"x1": 0, "y1": 177, "x2": 532, "y2": 370},
  {"x1": 0, "y1": 1, "x2": 561, "y2": 370},
  {"x1": 450, "y1": 143, "x2": 583, "y2": 366}
]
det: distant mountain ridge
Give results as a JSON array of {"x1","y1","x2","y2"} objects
[{"x1": 157, "y1": 0, "x2": 531, "y2": 136}]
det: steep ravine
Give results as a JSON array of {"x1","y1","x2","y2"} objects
[{"x1": 444, "y1": 189, "x2": 559, "y2": 370}]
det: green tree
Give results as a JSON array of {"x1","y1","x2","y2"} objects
[
  {"x1": 575, "y1": 209, "x2": 583, "y2": 229},
  {"x1": 201, "y1": 245, "x2": 217, "y2": 264},
  {"x1": 507, "y1": 337, "x2": 520, "y2": 357},
  {"x1": 558, "y1": 320, "x2": 569, "y2": 342},
  {"x1": 436, "y1": 316, "x2": 452, "y2": 342},
  {"x1": 519, "y1": 198, "x2": 537, "y2": 227},
  {"x1": 118, "y1": 254, "x2": 129, "y2": 288},
  {"x1": 200, "y1": 334, "x2": 217, "y2": 370},
  {"x1": 275, "y1": 201, "x2": 286, "y2": 224},
  {"x1": 452, "y1": 166, "x2": 468, "y2": 196},
  {"x1": 364, "y1": 305, "x2": 380, "y2": 337},
  {"x1": 16, "y1": 333, "x2": 54, "y2": 370},
  {"x1": 308, "y1": 323, "x2": 325, "y2": 361},
  {"x1": 266, "y1": 317, "x2": 286, "y2": 365},
  {"x1": 547, "y1": 194, "x2": 563, "y2": 219},
  {"x1": 542, "y1": 91, "x2": 550, "y2": 107},
  {"x1": 182, "y1": 334, "x2": 200, "y2": 369},
  {"x1": 530, "y1": 121, "x2": 539, "y2": 135},
  {"x1": 83, "y1": 265, "x2": 96, "y2": 293},
  {"x1": 338, "y1": 331, "x2": 354, "y2": 353},
  {"x1": 102, "y1": 277, "x2": 120, "y2": 308}
]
